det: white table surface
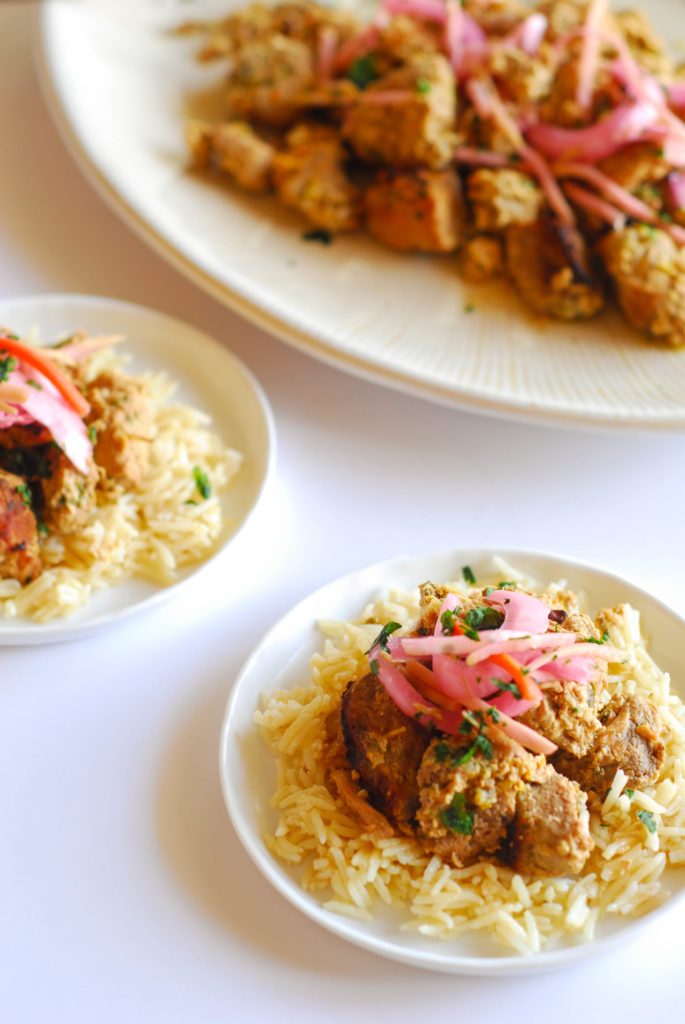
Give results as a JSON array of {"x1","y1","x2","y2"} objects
[{"x1": 1, "y1": 3, "x2": 684, "y2": 1021}]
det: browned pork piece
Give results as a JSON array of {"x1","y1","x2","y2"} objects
[
  {"x1": 614, "y1": 9, "x2": 673, "y2": 79},
  {"x1": 85, "y1": 371, "x2": 154, "y2": 485},
  {"x1": 364, "y1": 169, "x2": 465, "y2": 252},
  {"x1": 520, "y1": 682, "x2": 601, "y2": 759},
  {"x1": 489, "y1": 42, "x2": 556, "y2": 105},
  {"x1": 272, "y1": 123, "x2": 361, "y2": 232},
  {"x1": 187, "y1": 120, "x2": 274, "y2": 192},
  {"x1": 467, "y1": 168, "x2": 543, "y2": 231},
  {"x1": 554, "y1": 695, "x2": 666, "y2": 797},
  {"x1": 0, "y1": 468, "x2": 42, "y2": 583},
  {"x1": 598, "y1": 142, "x2": 669, "y2": 197},
  {"x1": 416, "y1": 731, "x2": 547, "y2": 867},
  {"x1": 195, "y1": 2, "x2": 359, "y2": 62},
  {"x1": 375, "y1": 14, "x2": 441, "y2": 66},
  {"x1": 40, "y1": 450, "x2": 97, "y2": 536},
  {"x1": 465, "y1": 0, "x2": 527, "y2": 35},
  {"x1": 510, "y1": 765, "x2": 593, "y2": 876},
  {"x1": 460, "y1": 235, "x2": 505, "y2": 284},
  {"x1": 598, "y1": 224, "x2": 685, "y2": 347},
  {"x1": 341, "y1": 673, "x2": 430, "y2": 833},
  {"x1": 0, "y1": 423, "x2": 51, "y2": 450},
  {"x1": 506, "y1": 217, "x2": 605, "y2": 319},
  {"x1": 225, "y1": 34, "x2": 315, "y2": 126},
  {"x1": 342, "y1": 54, "x2": 456, "y2": 169}
]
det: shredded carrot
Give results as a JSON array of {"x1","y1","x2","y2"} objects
[
  {"x1": 489, "y1": 653, "x2": 543, "y2": 703},
  {"x1": 405, "y1": 660, "x2": 461, "y2": 710},
  {"x1": 0, "y1": 334, "x2": 90, "y2": 417}
]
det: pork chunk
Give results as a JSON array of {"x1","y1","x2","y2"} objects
[
  {"x1": 460, "y1": 235, "x2": 505, "y2": 284},
  {"x1": 468, "y1": 168, "x2": 543, "y2": 231},
  {"x1": 0, "y1": 469, "x2": 42, "y2": 583},
  {"x1": 598, "y1": 142, "x2": 669, "y2": 196},
  {"x1": 506, "y1": 218, "x2": 605, "y2": 320},
  {"x1": 598, "y1": 224, "x2": 685, "y2": 347},
  {"x1": 510, "y1": 766, "x2": 593, "y2": 877},
  {"x1": 85, "y1": 371, "x2": 153, "y2": 485},
  {"x1": 187, "y1": 120, "x2": 274, "y2": 192},
  {"x1": 342, "y1": 54, "x2": 456, "y2": 169},
  {"x1": 615, "y1": 9, "x2": 673, "y2": 79},
  {"x1": 416, "y1": 732, "x2": 546, "y2": 867},
  {"x1": 341, "y1": 673, "x2": 430, "y2": 833},
  {"x1": 520, "y1": 681, "x2": 601, "y2": 759},
  {"x1": 272, "y1": 123, "x2": 360, "y2": 232},
  {"x1": 364, "y1": 169, "x2": 464, "y2": 252},
  {"x1": 40, "y1": 450, "x2": 97, "y2": 536},
  {"x1": 226, "y1": 34, "x2": 314, "y2": 126},
  {"x1": 555, "y1": 695, "x2": 666, "y2": 797}
]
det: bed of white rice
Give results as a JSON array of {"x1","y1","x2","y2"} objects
[
  {"x1": 0, "y1": 352, "x2": 241, "y2": 621},
  {"x1": 255, "y1": 564, "x2": 685, "y2": 955}
]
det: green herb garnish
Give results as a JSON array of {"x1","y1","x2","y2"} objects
[
  {"x1": 462, "y1": 565, "x2": 476, "y2": 585},
  {"x1": 26, "y1": 379, "x2": 42, "y2": 390},
  {"x1": 440, "y1": 793, "x2": 474, "y2": 835},
  {"x1": 586, "y1": 631, "x2": 610, "y2": 645},
  {"x1": 347, "y1": 53, "x2": 380, "y2": 90},
  {"x1": 370, "y1": 658, "x2": 380, "y2": 677},
  {"x1": 14, "y1": 483, "x2": 32, "y2": 508},
  {"x1": 192, "y1": 465, "x2": 212, "y2": 500},
  {"x1": 416, "y1": 77, "x2": 431, "y2": 94},
  {"x1": 462, "y1": 605, "x2": 505, "y2": 632},
  {"x1": 440, "y1": 608, "x2": 457, "y2": 635},
  {"x1": 637, "y1": 809, "x2": 657, "y2": 833},
  {"x1": 88, "y1": 425, "x2": 98, "y2": 444},
  {"x1": 302, "y1": 228, "x2": 332, "y2": 245},
  {"x1": 497, "y1": 581, "x2": 516, "y2": 589},
  {"x1": 463, "y1": 303, "x2": 476, "y2": 314},
  {"x1": 625, "y1": 788, "x2": 634, "y2": 799},
  {"x1": 492, "y1": 678, "x2": 521, "y2": 699},
  {"x1": 366, "y1": 620, "x2": 402, "y2": 655},
  {"x1": 0, "y1": 353, "x2": 17, "y2": 382}
]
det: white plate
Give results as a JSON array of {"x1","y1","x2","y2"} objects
[
  {"x1": 35, "y1": 0, "x2": 685, "y2": 432},
  {"x1": 0, "y1": 294, "x2": 275, "y2": 644},
  {"x1": 220, "y1": 548, "x2": 685, "y2": 975}
]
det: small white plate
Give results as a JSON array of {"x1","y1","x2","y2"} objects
[
  {"x1": 220, "y1": 548, "x2": 685, "y2": 975},
  {"x1": 35, "y1": 0, "x2": 685, "y2": 432},
  {"x1": 0, "y1": 294, "x2": 275, "y2": 644}
]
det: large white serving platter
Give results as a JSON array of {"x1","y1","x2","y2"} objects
[
  {"x1": 221, "y1": 548, "x2": 685, "y2": 974},
  {"x1": 36, "y1": 0, "x2": 685, "y2": 431},
  {"x1": 0, "y1": 294, "x2": 275, "y2": 644}
]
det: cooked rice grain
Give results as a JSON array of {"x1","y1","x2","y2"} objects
[{"x1": 255, "y1": 575, "x2": 685, "y2": 955}]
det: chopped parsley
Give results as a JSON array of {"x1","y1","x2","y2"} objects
[
  {"x1": 88, "y1": 425, "x2": 98, "y2": 444},
  {"x1": 347, "y1": 53, "x2": 380, "y2": 90},
  {"x1": 440, "y1": 608, "x2": 457, "y2": 635},
  {"x1": 26, "y1": 378, "x2": 42, "y2": 390},
  {"x1": 497, "y1": 580, "x2": 516, "y2": 589},
  {"x1": 637, "y1": 809, "x2": 657, "y2": 834},
  {"x1": 492, "y1": 678, "x2": 521, "y2": 699},
  {"x1": 416, "y1": 77, "x2": 431, "y2": 94},
  {"x1": 369, "y1": 658, "x2": 380, "y2": 677},
  {"x1": 37, "y1": 519, "x2": 49, "y2": 537},
  {"x1": 192, "y1": 465, "x2": 212, "y2": 500},
  {"x1": 463, "y1": 303, "x2": 476, "y2": 314},
  {"x1": 14, "y1": 482, "x2": 32, "y2": 508},
  {"x1": 302, "y1": 228, "x2": 332, "y2": 245},
  {"x1": 625, "y1": 788, "x2": 634, "y2": 799},
  {"x1": 440, "y1": 793, "x2": 474, "y2": 835},
  {"x1": 586, "y1": 631, "x2": 610, "y2": 645},
  {"x1": 462, "y1": 605, "x2": 505, "y2": 632},
  {"x1": 366, "y1": 620, "x2": 402, "y2": 654},
  {"x1": 0, "y1": 353, "x2": 17, "y2": 382},
  {"x1": 462, "y1": 565, "x2": 476, "y2": 585}
]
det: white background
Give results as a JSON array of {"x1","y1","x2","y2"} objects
[{"x1": 1, "y1": 2, "x2": 684, "y2": 1021}]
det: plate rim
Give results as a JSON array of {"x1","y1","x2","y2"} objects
[
  {"x1": 0, "y1": 291, "x2": 276, "y2": 645},
  {"x1": 220, "y1": 545, "x2": 685, "y2": 975},
  {"x1": 33, "y1": 4, "x2": 685, "y2": 436}
]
